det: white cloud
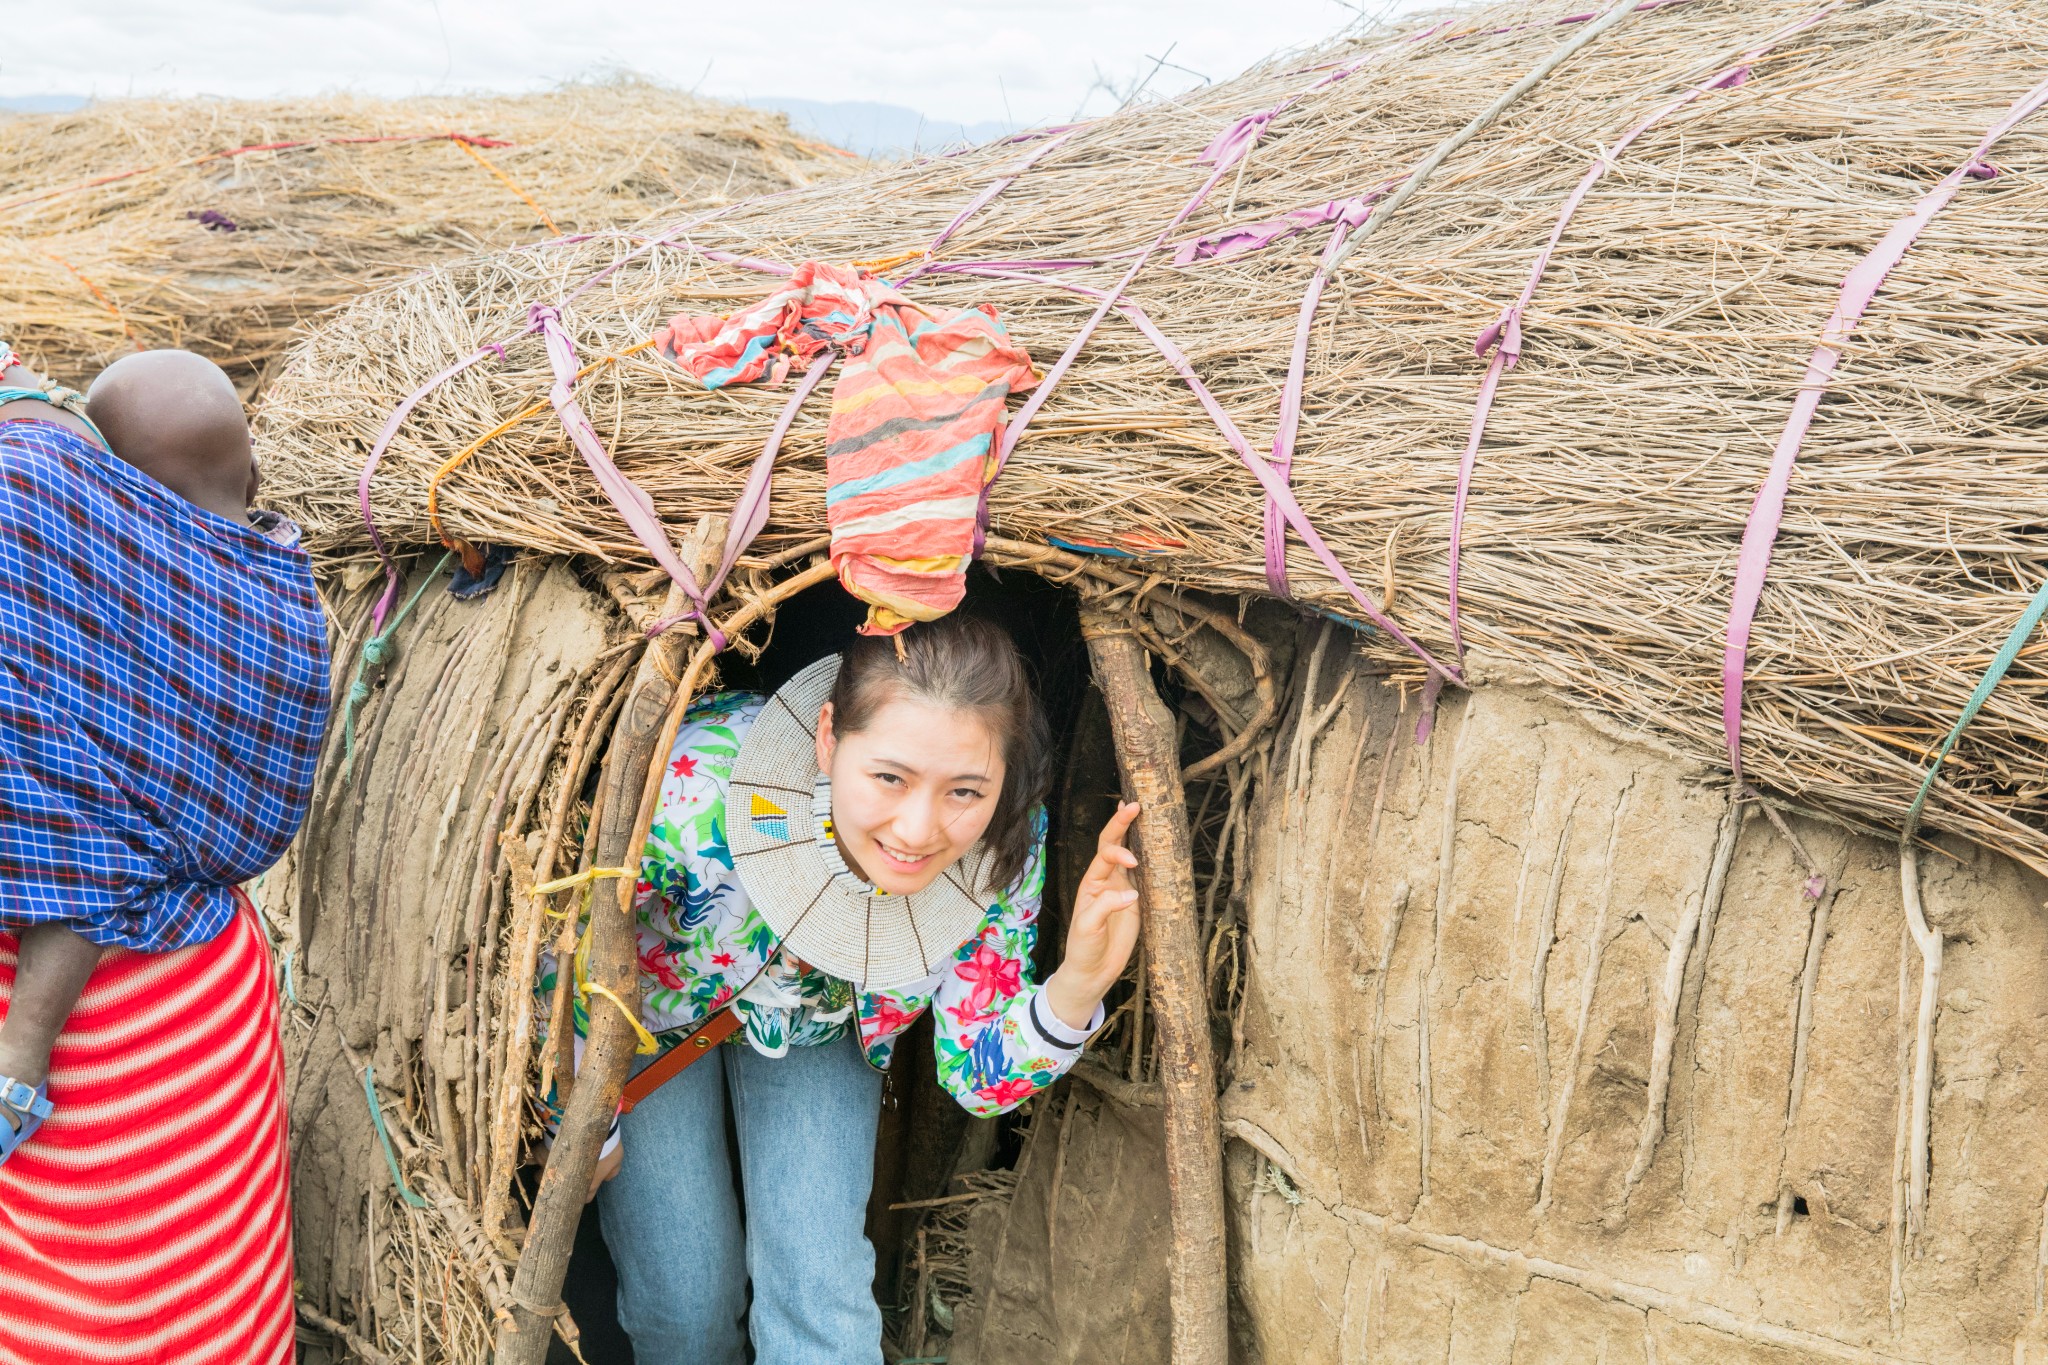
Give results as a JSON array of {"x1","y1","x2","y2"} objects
[{"x1": 10, "y1": 0, "x2": 1419, "y2": 127}]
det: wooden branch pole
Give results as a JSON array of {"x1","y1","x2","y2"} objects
[
  {"x1": 1081, "y1": 606, "x2": 1229, "y2": 1365},
  {"x1": 495, "y1": 516, "x2": 726, "y2": 1365}
]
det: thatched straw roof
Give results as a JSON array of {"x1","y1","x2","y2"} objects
[
  {"x1": 258, "y1": 0, "x2": 2048, "y2": 875},
  {"x1": 1, "y1": 80, "x2": 855, "y2": 387}
]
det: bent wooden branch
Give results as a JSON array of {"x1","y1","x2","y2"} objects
[
  {"x1": 1081, "y1": 606, "x2": 1228, "y2": 1365},
  {"x1": 495, "y1": 518, "x2": 725, "y2": 1365},
  {"x1": 1899, "y1": 842, "x2": 1942, "y2": 1241}
]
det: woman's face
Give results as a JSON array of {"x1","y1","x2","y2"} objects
[{"x1": 816, "y1": 693, "x2": 1007, "y2": 896}]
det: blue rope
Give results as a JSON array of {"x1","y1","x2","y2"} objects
[
  {"x1": 1900, "y1": 575, "x2": 2048, "y2": 847},
  {"x1": 340, "y1": 552, "x2": 454, "y2": 778},
  {"x1": 362, "y1": 1064, "x2": 429, "y2": 1209}
]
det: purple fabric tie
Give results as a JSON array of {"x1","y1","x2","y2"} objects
[
  {"x1": 1721, "y1": 71, "x2": 2048, "y2": 785},
  {"x1": 1446, "y1": 2, "x2": 1847, "y2": 663},
  {"x1": 354, "y1": 194, "x2": 808, "y2": 632},
  {"x1": 951, "y1": 264, "x2": 1458, "y2": 688},
  {"x1": 1172, "y1": 195, "x2": 1378, "y2": 267}
]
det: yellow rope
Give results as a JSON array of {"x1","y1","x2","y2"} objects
[
  {"x1": 451, "y1": 136, "x2": 559, "y2": 235},
  {"x1": 532, "y1": 865, "x2": 632, "y2": 896},
  {"x1": 424, "y1": 339, "x2": 660, "y2": 548},
  {"x1": 558, "y1": 866, "x2": 657, "y2": 1054},
  {"x1": 580, "y1": 981, "x2": 660, "y2": 1055},
  {"x1": 850, "y1": 249, "x2": 924, "y2": 274}
]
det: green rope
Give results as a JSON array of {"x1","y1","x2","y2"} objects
[
  {"x1": 362, "y1": 1064, "x2": 429, "y2": 1209},
  {"x1": 1900, "y1": 574, "x2": 2048, "y2": 848},
  {"x1": 339, "y1": 552, "x2": 454, "y2": 778}
]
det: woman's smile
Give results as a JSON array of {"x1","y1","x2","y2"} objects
[{"x1": 873, "y1": 840, "x2": 939, "y2": 875}]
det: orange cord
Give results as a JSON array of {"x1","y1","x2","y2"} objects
[
  {"x1": 0, "y1": 131, "x2": 513, "y2": 218},
  {"x1": 849, "y1": 249, "x2": 924, "y2": 275},
  {"x1": 425, "y1": 337, "x2": 659, "y2": 547},
  {"x1": 450, "y1": 136, "x2": 559, "y2": 236},
  {"x1": 35, "y1": 248, "x2": 140, "y2": 347}
]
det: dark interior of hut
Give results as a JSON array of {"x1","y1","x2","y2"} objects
[{"x1": 538, "y1": 562, "x2": 1136, "y2": 1362}]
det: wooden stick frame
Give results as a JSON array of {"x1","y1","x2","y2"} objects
[{"x1": 496, "y1": 538, "x2": 1245, "y2": 1365}]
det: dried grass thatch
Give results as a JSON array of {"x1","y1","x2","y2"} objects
[
  {"x1": 259, "y1": 0, "x2": 2048, "y2": 875},
  {"x1": 1, "y1": 79, "x2": 855, "y2": 388}
]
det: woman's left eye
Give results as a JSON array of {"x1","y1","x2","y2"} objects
[{"x1": 952, "y1": 787, "x2": 985, "y2": 802}]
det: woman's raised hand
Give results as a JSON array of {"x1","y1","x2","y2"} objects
[{"x1": 1044, "y1": 801, "x2": 1143, "y2": 1032}]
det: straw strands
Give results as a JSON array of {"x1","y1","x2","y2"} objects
[
  {"x1": 259, "y1": 0, "x2": 2048, "y2": 874},
  {"x1": 2, "y1": 79, "x2": 854, "y2": 387}
]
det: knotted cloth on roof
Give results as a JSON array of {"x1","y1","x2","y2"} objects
[
  {"x1": 0, "y1": 420, "x2": 330, "y2": 951},
  {"x1": 652, "y1": 260, "x2": 1038, "y2": 636}
]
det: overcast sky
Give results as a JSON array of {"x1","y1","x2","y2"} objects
[{"x1": 12, "y1": 0, "x2": 1426, "y2": 128}]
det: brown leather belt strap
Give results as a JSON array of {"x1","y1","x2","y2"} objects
[{"x1": 618, "y1": 1008, "x2": 744, "y2": 1114}]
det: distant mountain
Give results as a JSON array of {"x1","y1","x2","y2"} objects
[
  {"x1": 748, "y1": 97, "x2": 1016, "y2": 160},
  {"x1": 0, "y1": 95, "x2": 89, "y2": 113}
]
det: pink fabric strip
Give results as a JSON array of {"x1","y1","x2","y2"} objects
[
  {"x1": 971, "y1": 153, "x2": 1244, "y2": 554},
  {"x1": 356, "y1": 346, "x2": 497, "y2": 625},
  {"x1": 1721, "y1": 71, "x2": 2048, "y2": 784},
  {"x1": 355, "y1": 204, "x2": 751, "y2": 627},
  {"x1": 1121, "y1": 298, "x2": 1458, "y2": 686},
  {"x1": 535, "y1": 302, "x2": 837, "y2": 647},
  {"x1": 1447, "y1": 2, "x2": 1846, "y2": 660},
  {"x1": 1239, "y1": 5, "x2": 1656, "y2": 596},
  {"x1": 531, "y1": 305, "x2": 709, "y2": 615},
  {"x1": 953, "y1": 263, "x2": 1459, "y2": 686},
  {"x1": 973, "y1": 15, "x2": 1492, "y2": 560},
  {"x1": 923, "y1": 129, "x2": 1080, "y2": 260},
  {"x1": 1198, "y1": 22, "x2": 1451, "y2": 171},
  {"x1": 1172, "y1": 195, "x2": 1377, "y2": 266},
  {"x1": 693, "y1": 247, "x2": 796, "y2": 276},
  {"x1": 1487, "y1": 0, "x2": 1695, "y2": 35},
  {"x1": 1262, "y1": 198, "x2": 1389, "y2": 594},
  {"x1": 643, "y1": 352, "x2": 837, "y2": 638}
]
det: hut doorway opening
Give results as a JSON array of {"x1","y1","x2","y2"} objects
[
  {"x1": 278, "y1": 544, "x2": 1269, "y2": 1363},
  {"x1": 540, "y1": 562, "x2": 1104, "y2": 1363}
]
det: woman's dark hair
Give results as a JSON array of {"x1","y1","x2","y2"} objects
[{"x1": 830, "y1": 613, "x2": 1050, "y2": 891}]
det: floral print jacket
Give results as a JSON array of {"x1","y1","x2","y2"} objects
[{"x1": 541, "y1": 690, "x2": 1098, "y2": 1118}]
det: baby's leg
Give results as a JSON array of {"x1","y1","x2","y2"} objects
[{"x1": 0, "y1": 924, "x2": 100, "y2": 1091}]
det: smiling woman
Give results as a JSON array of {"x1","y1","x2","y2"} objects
[{"x1": 537, "y1": 610, "x2": 1142, "y2": 1364}]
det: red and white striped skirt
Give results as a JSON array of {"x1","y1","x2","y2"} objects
[{"x1": 0, "y1": 894, "x2": 294, "y2": 1365}]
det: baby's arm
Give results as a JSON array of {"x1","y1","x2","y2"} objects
[
  {"x1": 0, "y1": 352, "x2": 100, "y2": 446},
  {"x1": 0, "y1": 924, "x2": 101, "y2": 1089}
]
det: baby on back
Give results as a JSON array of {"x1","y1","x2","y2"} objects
[{"x1": 0, "y1": 349, "x2": 322, "y2": 1161}]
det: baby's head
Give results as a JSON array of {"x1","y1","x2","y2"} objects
[{"x1": 85, "y1": 351, "x2": 255, "y2": 525}]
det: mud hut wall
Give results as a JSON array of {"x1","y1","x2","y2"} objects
[
  {"x1": 277, "y1": 559, "x2": 614, "y2": 1330},
  {"x1": 1220, "y1": 654, "x2": 2048, "y2": 1364},
  {"x1": 950, "y1": 1082, "x2": 1174, "y2": 1365}
]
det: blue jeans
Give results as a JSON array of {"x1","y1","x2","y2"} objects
[{"x1": 598, "y1": 1034, "x2": 885, "y2": 1365}]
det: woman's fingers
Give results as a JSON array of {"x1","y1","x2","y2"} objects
[
  {"x1": 1082, "y1": 802, "x2": 1141, "y2": 888},
  {"x1": 1099, "y1": 800, "x2": 1140, "y2": 851},
  {"x1": 1073, "y1": 881, "x2": 1142, "y2": 938}
]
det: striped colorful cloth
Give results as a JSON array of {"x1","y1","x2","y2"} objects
[
  {"x1": 0, "y1": 892, "x2": 295, "y2": 1365},
  {"x1": 0, "y1": 420, "x2": 329, "y2": 951},
  {"x1": 653, "y1": 261, "x2": 1037, "y2": 635}
]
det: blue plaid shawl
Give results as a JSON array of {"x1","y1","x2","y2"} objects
[{"x1": 0, "y1": 419, "x2": 329, "y2": 951}]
